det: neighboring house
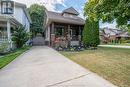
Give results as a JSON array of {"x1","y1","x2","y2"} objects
[
  {"x1": 100, "y1": 27, "x2": 130, "y2": 43},
  {"x1": 44, "y1": 7, "x2": 85, "y2": 48},
  {"x1": 0, "y1": 1, "x2": 31, "y2": 48}
]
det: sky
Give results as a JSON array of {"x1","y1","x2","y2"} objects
[{"x1": 13, "y1": 0, "x2": 116, "y2": 28}]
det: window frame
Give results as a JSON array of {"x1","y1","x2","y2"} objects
[{"x1": 1, "y1": 1, "x2": 14, "y2": 14}]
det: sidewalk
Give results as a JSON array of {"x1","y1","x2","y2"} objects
[
  {"x1": 0, "y1": 46, "x2": 116, "y2": 87},
  {"x1": 99, "y1": 45, "x2": 130, "y2": 49}
]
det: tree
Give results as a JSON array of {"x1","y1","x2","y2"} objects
[
  {"x1": 83, "y1": 19, "x2": 100, "y2": 48},
  {"x1": 84, "y1": 0, "x2": 130, "y2": 28},
  {"x1": 12, "y1": 26, "x2": 29, "y2": 48},
  {"x1": 28, "y1": 4, "x2": 45, "y2": 37},
  {"x1": 83, "y1": 0, "x2": 100, "y2": 48}
]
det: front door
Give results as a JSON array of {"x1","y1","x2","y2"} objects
[
  {"x1": 70, "y1": 29, "x2": 79, "y2": 46},
  {"x1": 70, "y1": 29, "x2": 79, "y2": 41}
]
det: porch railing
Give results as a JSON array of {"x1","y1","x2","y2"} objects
[{"x1": 0, "y1": 38, "x2": 8, "y2": 41}]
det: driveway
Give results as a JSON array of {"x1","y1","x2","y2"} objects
[{"x1": 0, "y1": 46, "x2": 116, "y2": 87}]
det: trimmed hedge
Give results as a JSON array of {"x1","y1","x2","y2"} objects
[{"x1": 83, "y1": 19, "x2": 100, "y2": 48}]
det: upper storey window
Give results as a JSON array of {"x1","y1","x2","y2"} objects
[
  {"x1": 1, "y1": 1, "x2": 14, "y2": 14},
  {"x1": 62, "y1": 7, "x2": 79, "y2": 19},
  {"x1": 63, "y1": 13, "x2": 76, "y2": 18}
]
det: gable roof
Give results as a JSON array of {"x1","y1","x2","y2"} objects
[
  {"x1": 118, "y1": 32, "x2": 130, "y2": 37},
  {"x1": 100, "y1": 28, "x2": 130, "y2": 37},
  {"x1": 45, "y1": 8, "x2": 85, "y2": 26},
  {"x1": 62, "y1": 7, "x2": 79, "y2": 15}
]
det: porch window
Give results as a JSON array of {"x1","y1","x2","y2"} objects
[
  {"x1": 0, "y1": 27, "x2": 7, "y2": 41},
  {"x1": 55, "y1": 28, "x2": 64, "y2": 36},
  {"x1": 0, "y1": 32, "x2": 2, "y2": 39}
]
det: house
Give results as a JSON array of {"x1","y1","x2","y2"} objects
[
  {"x1": 100, "y1": 27, "x2": 130, "y2": 43},
  {"x1": 0, "y1": 1, "x2": 31, "y2": 48},
  {"x1": 44, "y1": 7, "x2": 85, "y2": 48}
]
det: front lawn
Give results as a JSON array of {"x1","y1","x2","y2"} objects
[
  {"x1": 61, "y1": 47, "x2": 130, "y2": 87},
  {"x1": 0, "y1": 46, "x2": 31, "y2": 69}
]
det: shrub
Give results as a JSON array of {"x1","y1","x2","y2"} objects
[
  {"x1": 0, "y1": 41, "x2": 9, "y2": 52},
  {"x1": 83, "y1": 19, "x2": 100, "y2": 48},
  {"x1": 12, "y1": 26, "x2": 29, "y2": 48}
]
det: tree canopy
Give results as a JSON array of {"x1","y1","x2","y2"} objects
[
  {"x1": 84, "y1": 0, "x2": 130, "y2": 28},
  {"x1": 28, "y1": 4, "x2": 45, "y2": 37}
]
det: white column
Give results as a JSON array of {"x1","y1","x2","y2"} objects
[
  {"x1": 48, "y1": 25, "x2": 51, "y2": 46},
  {"x1": 7, "y1": 20, "x2": 12, "y2": 48},
  {"x1": 51, "y1": 23, "x2": 55, "y2": 47},
  {"x1": 51, "y1": 23, "x2": 55, "y2": 34}
]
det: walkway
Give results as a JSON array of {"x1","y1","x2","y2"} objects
[
  {"x1": 99, "y1": 45, "x2": 130, "y2": 49},
  {"x1": 0, "y1": 46, "x2": 116, "y2": 87}
]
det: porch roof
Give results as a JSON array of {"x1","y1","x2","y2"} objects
[
  {"x1": 45, "y1": 10, "x2": 85, "y2": 26},
  {"x1": 0, "y1": 15, "x2": 22, "y2": 27}
]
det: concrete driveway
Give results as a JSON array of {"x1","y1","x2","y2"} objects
[{"x1": 0, "y1": 46, "x2": 116, "y2": 87}]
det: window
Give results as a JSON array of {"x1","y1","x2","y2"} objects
[
  {"x1": 0, "y1": 31, "x2": 2, "y2": 39},
  {"x1": 55, "y1": 28, "x2": 64, "y2": 36},
  {"x1": 63, "y1": 13, "x2": 77, "y2": 19},
  {"x1": 0, "y1": 27, "x2": 7, "y2": 40},
  {"x1": 1, "y1": 1, "x2": 14, "y2": 14}
]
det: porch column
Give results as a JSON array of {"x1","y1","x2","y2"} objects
[
  {"x1": 68, "y1": 25, "x2": 71, "y2": 46},
  {"x1": 79, "y1": 26, "x2": 81, "y2": 41},
  {"x1": 7, "y1": 20, "x2": 12, "y2": 48},
  {"x1": 51, "y1": 23, "x2": 55, "y2": 34},
  {"x1": 79, "y1": 26, "x2": 82, "y2": 46},
  {"x1": 51, "y1": 23, "x2": 55, "y2": 47}
]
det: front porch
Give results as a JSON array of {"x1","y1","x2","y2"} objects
[
  {"x1": 0, "y1": 15, "x2": 21, "y2": 49},
  {"x1": 49, "y1": 22, "x2": 83, "y2": 48}
]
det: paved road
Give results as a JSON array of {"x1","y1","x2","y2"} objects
[{"x1": 0, "y1": 46, "x2": 117, "y2": 87}]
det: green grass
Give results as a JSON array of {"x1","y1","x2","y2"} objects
[
  {"x1": 0, "y1": 46, "x2": 31, "y2": 69},
  {"x1": 61, "y1": 47, "x2": 130, "y2": 87}
]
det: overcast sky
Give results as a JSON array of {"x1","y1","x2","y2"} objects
[{"x1": 13, "y1": 0, "x2": 116, "y2": 28}]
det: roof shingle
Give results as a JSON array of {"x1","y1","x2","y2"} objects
[{"x1": 46, "y1": 8, "x2": 85, "y2": 25}]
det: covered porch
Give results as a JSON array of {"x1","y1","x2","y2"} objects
[
  {"x1": 0, "y1": 15, "x2": 21, "y2": 49},
  {"x1": 50, "y1": 22, "x2": 83, "y2": 48}
]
